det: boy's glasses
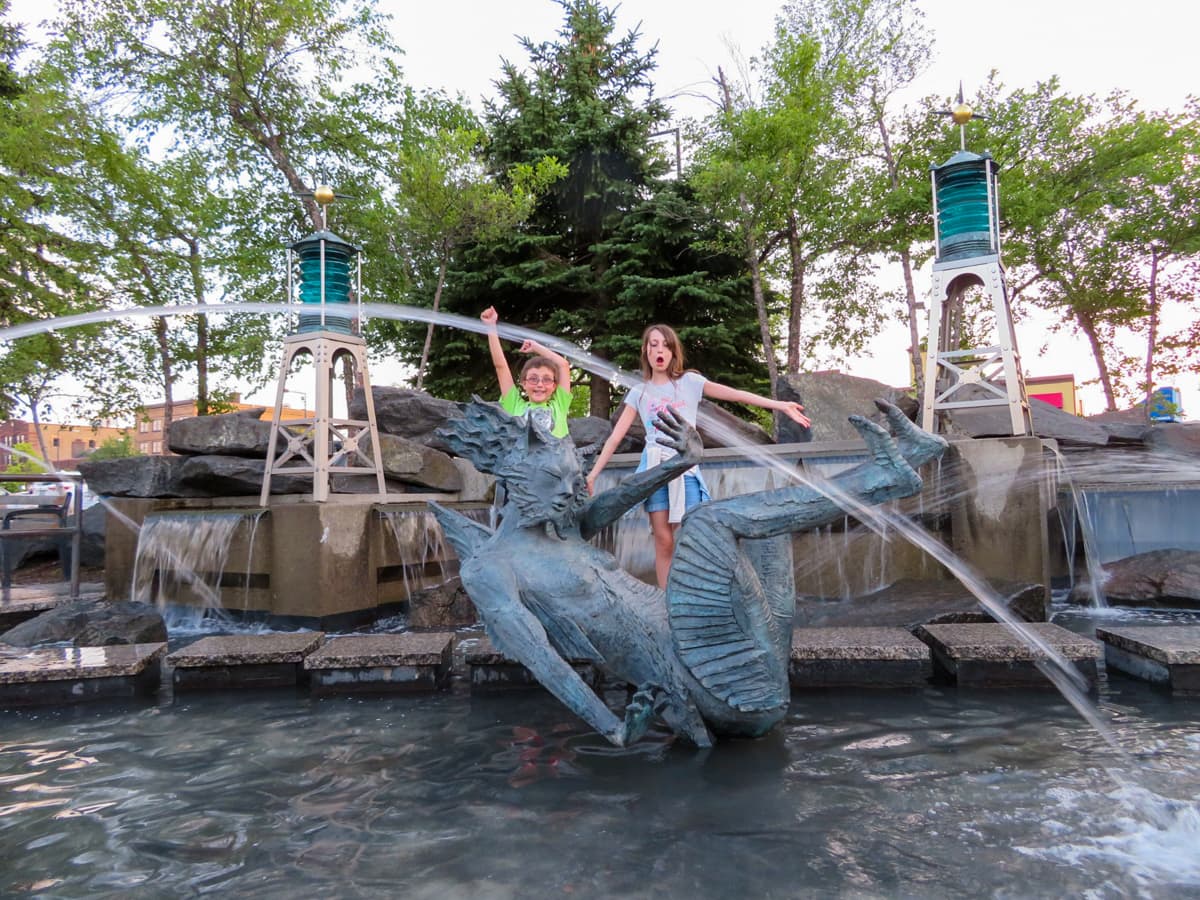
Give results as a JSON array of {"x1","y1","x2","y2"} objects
[{"x1": 523, "y1": 376, "x2": 555, "y2": 386}]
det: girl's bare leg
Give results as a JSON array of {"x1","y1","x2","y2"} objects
[{"x1": 648, "y1": 509, "x2": 675, "y2": 588}]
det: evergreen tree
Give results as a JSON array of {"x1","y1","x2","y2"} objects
[{"x1": 418, "y1": 0, "x2": 767, "y2": 417}]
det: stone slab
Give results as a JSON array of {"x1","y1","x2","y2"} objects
[
  {"x1": 915, "y1": 622, "x2": 1102, "y2": 688},
  {"x1": 168, "y1": 632, "x2": 325, "y2": 667},
  {"x1": 464, "y1": 636, "x2": 600, "y2": 692},
  {"x1": 1096, "y1": 626, "x2": 1200, "y2": 693},
  {"x1": 303, "y1": 632, "x2": 454, "y2": 694},
  {"x1": 167, "y1": 632, "x2": 325, "y2": 690},
  {"x1": 0, "y1": 642, "x2": 166, "y2": 705},
  {"x1": 789, "y1": 627, "x2": 932, "y2": 687}
]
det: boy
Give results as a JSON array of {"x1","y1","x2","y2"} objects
[{"x1": 480, "y1": 306, "x2": 573, "y2": 437}]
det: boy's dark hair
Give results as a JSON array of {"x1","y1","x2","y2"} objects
[{"x1": 519, "y1": 357, "x2": 559, "y2": 381}]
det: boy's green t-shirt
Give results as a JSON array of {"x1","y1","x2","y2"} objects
[{"x1": 499, "y1": 385, "x2": 572, "y2": 438}]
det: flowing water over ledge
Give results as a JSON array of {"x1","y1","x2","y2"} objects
[{"x1": 1, "y1": 675, "x2": 1197, "y2": 898}]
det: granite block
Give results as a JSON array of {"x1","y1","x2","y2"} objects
[{"x1": 915, "y1": 622, "x2": 1101, "y2": 687}]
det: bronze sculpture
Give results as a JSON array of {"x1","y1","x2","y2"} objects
[{"x1": 431, "y1": 400, "x2": 946, "y2": 747}]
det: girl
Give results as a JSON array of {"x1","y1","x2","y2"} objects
[
  {"x1": 481, "y1": 306, "x2": 573, "y2": 437},
  {"x1": 587, "y1": 324, "x2": 810, "y2": 589}
]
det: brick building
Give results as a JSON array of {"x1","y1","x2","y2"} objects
[{"x1": 0, "y1": 419, "x2": 131, "y2": 469}]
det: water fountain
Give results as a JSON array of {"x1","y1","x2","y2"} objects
[{"x1": 1, "y1": 113, "x2": 1198, "y2": 888}]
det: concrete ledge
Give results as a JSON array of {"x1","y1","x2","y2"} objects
[
  {"x1": 168, "y1": 632, "x2": 325, "y2": 689},
  {"x1": 915, "y1": 622, "x2": 1102, "y2": 688},
  {"x1": 0, "y1": 642, "x2": 166, "y2": 705},
  {"x1": 790, "y1": 627, "x2": 932, "y2": 687},
  {"x1": 303, "y1": 632, "x2": 454, "y2": 694},
  {"x1": 1096, "y1": 626, "x2": 1200, "y2": 693},
  {"x1": 464, "y1": 636, "x2": 600, "y2": 692}
]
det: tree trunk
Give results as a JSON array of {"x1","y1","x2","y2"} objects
[
  {"x1": 745, "y1": 221, "x2": 779, "y2": 391},
  {"x1": 29, "y1": 397, "x2": 54, "y2": 472},
  {"x1": 786, "y1": 213, "x2": 804, "y2": 375},
  {"x1": 900, "y1": 248, "x2": 923, "y2": 395},
  {"x1": 1076, "y1": 309, "x2": 1117, "y2": 411},
  {"x1": 1143, "y1": 249, "x2": 1161, "y2": 417},
  {"x1": 416, "y1": 249, "x2": 450, "y2": 391},
  {"x1": 186, "y1": 238, "x2": 209, "y2": 416},
  {"x1": 156, "y1": 316, "x2": 175, "y2": 439}
]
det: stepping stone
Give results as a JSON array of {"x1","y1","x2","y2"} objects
[
  {"x1": 167, "y1": 632, "x2": 325, "y2": 690},
  {"x1": 1095, "y1": 626, "x2": 1200, "y2": 693},
  {"x1": 304, "y1": 632, "x2": 454, "y2": 694},
  {"x1": 464, "y1": 636, "x2": 600, "y2": 692},
  {"x1": 790, "y1": 627, "x2": 932, "y2": 687},
  {"x1": 0, "y1": 642, "x2": 167, "y2": 706},
  {"x1": 915, "y1": 622, "x2": 1102, "y2": 688}
]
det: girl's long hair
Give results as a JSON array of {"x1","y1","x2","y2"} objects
[{"x1": 640, "y1": 324, "x2": 685, "y2": 379}]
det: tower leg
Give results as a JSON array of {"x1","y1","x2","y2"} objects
[{"x1": 260, "y1": 332, "x2": 388, "y2": 502}]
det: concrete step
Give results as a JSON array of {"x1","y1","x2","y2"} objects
[
  {"x1": 790, "y1": 627, "x2": 933, "y2": 687},
  {"x1": 167, "y1": 632, "x2": 326, "y2": 689},
  {"x1": 915, "y1": 622, "x2": 1102, "y2": 688},
  {"x1": 303, "y1": 632, "x2": 455, "y2": 694},
  {"x1": 462, "y1": 635, "x2": 601, "y2": 692},
  {"x1": 1096, "y1": 625, "x2": 1200, "y2": 693},
  {"x1": 0, "y1": 642, "x2": 166, "y2": 705}
]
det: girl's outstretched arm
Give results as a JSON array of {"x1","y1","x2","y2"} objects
[
  {"x1": 481, "y1": 306, "x2": 515, "y2": 395},
  {"x1": 586, "y1": 404, "x2": 638, "y2": 496},
  {"x1": 702, "y1": 380, "x2": 811, "y2": 427}
]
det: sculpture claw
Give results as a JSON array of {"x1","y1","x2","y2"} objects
[
  {"x1": 652, "y1": 407, "x2": 703, "y2": 464},
  {"x1": 848, "y1": 414, "x2": 922, "y2": 496},
  {"x1": 872, "y1": 399, "x2": 948, "y2": 469}
]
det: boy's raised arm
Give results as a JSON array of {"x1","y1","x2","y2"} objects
[{"x1": 481, "y1": 306, "x2": 515, "y2": 395}]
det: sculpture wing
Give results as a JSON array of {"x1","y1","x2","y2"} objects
[{"x1": 428, "y1": 502, "x2": 493, "y2": 560}]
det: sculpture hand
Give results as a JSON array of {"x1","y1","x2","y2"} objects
[
  {"x1": 652, "y1": 407, "x2": 703, "y2": 465},
  {"x1": 620, "y1": 684, "x2": 667, "y2": 745}
]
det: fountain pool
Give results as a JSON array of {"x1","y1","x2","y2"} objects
[{"x1": 1, "y1": 646, "x2": 1198, "y2": 898}]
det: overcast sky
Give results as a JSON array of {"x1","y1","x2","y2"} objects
[{"x1": 7, "y1": 0, "x2": 1197, "y2": 414}]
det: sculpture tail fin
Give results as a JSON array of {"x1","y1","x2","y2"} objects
[{"x1": 666, "y1": 509, "x2": 791, "y2": 728}]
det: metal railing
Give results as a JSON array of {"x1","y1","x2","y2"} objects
[{"x1": 0, "y1": 472, "x2": 83, "y2": 599}]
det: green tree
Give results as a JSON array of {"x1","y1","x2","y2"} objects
[
  {"x1": 386, "y1": 127, "x2": 566, "y2": 390},
  {"x1": 420, "y1": 0, "x2": 768, "y2": 417},
  {"x1": 52, "y1": 0, "x2": 456, "y2": 409},
  {"x1": 975, "y1": 79, "x2": 1200, "y2": 410},
  {"x1": 2, "y1": 441, "x2": 48, "y2": 481},
  {"x1": 88, "y1": 433, "x2": 138, "y2": 460}
]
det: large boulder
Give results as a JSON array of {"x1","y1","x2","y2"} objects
[
  {"x1": 1068, "y1": 548, "x2": 1200, "y2": 607},
  {"x1": 1144, "y1": 422, "x2": 1200, "y2": 458},
  {"x1": 796, "y1": 578, "x2": 1048, "y2": 628},
  {"x1": 362, "y1": 433, "x2": 463, "y2": 492},
  {"x1": 940, "y1": 386, "x2": 1112, "y2": 446},
  {"x1": 406, "y1": 576, "x2": 478, "y2": 629},
  {"x1": 567, "y1": 416, "x2": 613, "y2": 452},
  {"x1": 350, "y1": 386, "x2": 463, "y2": 452},
  {"x1": 0, "y1": 599, "x2": 166, "y2": 647},
  {"x1": 778, "y1": 371, "x2": 908, "y2": 442},
  {"x1": 167, "y1": 407, "x2": 273, "y2": 457},
  {"x1": 79, "y1": 456, "x2": 208, "y2": 499}
]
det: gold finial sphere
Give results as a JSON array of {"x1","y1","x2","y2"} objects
[
  {"x1": 950, "y1": 103, "x2": 973, "y2": 125},
  {"x1": 313, "y1": 184, "x2": 336, "y2": 205}
]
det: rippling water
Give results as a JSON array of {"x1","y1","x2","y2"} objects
[{"x1": 2, "y1": 672, "x2": 1198, "y2": 899}]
